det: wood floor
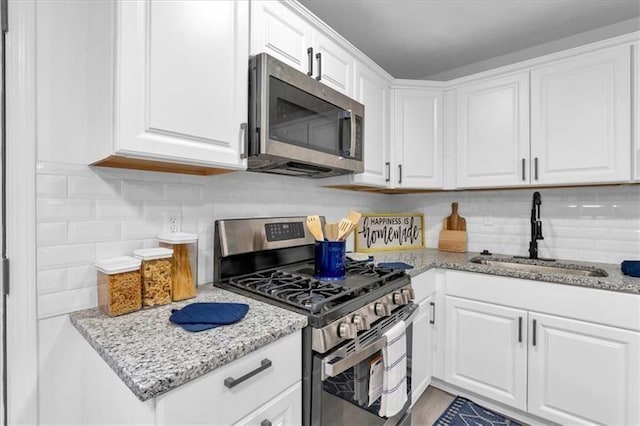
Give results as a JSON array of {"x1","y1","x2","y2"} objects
[{"x1": 411, "y1": 386, "x2": 456, "y2": 426}]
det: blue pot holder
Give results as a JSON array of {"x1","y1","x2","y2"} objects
[
  {"x1": 621, "y1": 260, "x2": 640, "y2": 278},
  {"x1": 169, "y1": 302, "x2": 250, "y2": 332}
]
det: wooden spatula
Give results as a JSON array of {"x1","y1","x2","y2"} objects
[
  {"x1": 444, "y1": 202, "x2": 466, "y2": 231},
  {"x1": 337, "y1": 218, "x2": 354, "y2": 241},
  {"x1": 347, "y1": 210, "x2": 362, "y2": 227},
  {"x1": 306, "y1": 215, "x2": 324, "y2": 241}
]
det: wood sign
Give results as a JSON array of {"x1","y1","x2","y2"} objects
[{"x1": 355, "y1": 213, "x2": 425, "y2": 252}]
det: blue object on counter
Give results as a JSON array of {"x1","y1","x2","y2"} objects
[
  {"x1": 377, "y1": 262, "x2": 414, "y2": 270},
  {"x1": 621, "y1": 260, "x2": 640, "y2": 278},
  {"x1": 315, "y1": 240, "x2": 346, "y2": 280},
  {"x1": 169, "y1": 302, "x2": 249, "y2": 332}
]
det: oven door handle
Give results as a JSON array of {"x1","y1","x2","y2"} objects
[{"x1": 322, "y1": 336, "x2": 387, "y2": 379}]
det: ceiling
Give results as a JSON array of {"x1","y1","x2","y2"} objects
[{"x1": 298, "y1": 1, "x2": 640, "y2": 80}]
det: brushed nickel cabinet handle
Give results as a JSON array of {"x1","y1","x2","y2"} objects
[
  {"x1": 534, "y1": 157, "x2": 539, "y2": 181},
  {"x1": 429, "y1": 301, "x2": 435, "y2": 325},
  {"x1": 398, "y1": 164, "x2": 402, "y2": 184},
  {"x1": 224, "y1": 359, "x2": 272, "y2": 388},
  {"x1": 521, "y1": 158, "x2": 526, "y2": 181},
  {"x1": 532, "y1": 319, "x2": 537, "y2": 346},
  {"x1": 315, "y1": 52, "x2": 322, "y2": 81},
  {"x1": 518, "y1": 316, "x2": 522, "y2": 342},
  {"x1": 240, "y1": 122, "x2": 248, "y2": 159},
  {"x1": 385, "y1": 162, "x2": 390, "y2": 182}
]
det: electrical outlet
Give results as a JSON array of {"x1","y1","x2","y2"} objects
[
  {"x1": 164, "y1": 211, "x2": 182, "y2": 233},
  {"x1": 483, "y1": 213, "x2": 493, "y2": 226}
]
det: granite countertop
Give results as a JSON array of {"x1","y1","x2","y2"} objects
[
  {"x1": 70, "y1": 286, "x2": 307, "y2": 401},
  {"x1": 373, "y1": 248, "x2": 640, "y2": 295}
]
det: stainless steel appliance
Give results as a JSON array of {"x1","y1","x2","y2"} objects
[
  {"x1": 248, "y1": 53, "x2": 365, "y2": 178},
  {"x1": 214, "y1": 217, "x2": 416, "y2": 426}
]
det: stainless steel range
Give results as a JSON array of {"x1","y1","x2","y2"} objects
[{"x1": 214, "y1": 217, "x2": 416, "y2": 426}]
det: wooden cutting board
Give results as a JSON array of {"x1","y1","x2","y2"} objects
[
  {"x1": 439, "y1": 202, "x2": 467, "y2": 252},
  {"x1": 443, "y1": 202, "x2": 466, "y2": 231}
]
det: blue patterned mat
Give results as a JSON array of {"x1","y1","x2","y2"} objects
[{"x1": 434, "y1": 396, "x2": 522, "y2": 426}]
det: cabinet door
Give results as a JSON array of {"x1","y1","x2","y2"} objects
[
  {"x1": 234, "y1": 382, "x2": 301, "y2": 426},
  {"x1": 445, "y1": 296, "x2": 527, "y2": 410},
  {"x1": 312, "y1": 31, "x2": 355, "y2": 96},
  {"x1": 530, "y1": 46, "x2": 631, "y2": 185},
  {"x1": 116, "y1": 1, "x2": 248, "y2": 168},
  {"x1": 528, "y1": 313, "x2": 640, "y2": 425},
  {"x1": 411, "y1": 294, "x2": 434, "y2": 406},
  {"x1": 393, "y1": 88, "x2": 443, "y2": 188},
  {"x1": 456, "y1": 72, "x2": 529, "y2": 188},
  {"x1": 250, "y1": 1, "x2": 312, "y2": 74},
  {"x1": 352, "y1": 63, "x2": 390, "y2": 187}
]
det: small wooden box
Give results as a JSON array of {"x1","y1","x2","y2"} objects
[{"x1": 438, "y1": 230, "x2": 467, "y2": 253}]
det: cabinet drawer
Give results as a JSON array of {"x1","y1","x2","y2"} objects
[
  {"x1": 156, "y1": 331, "x2": 301, "y2": 425},
  {"x1": 234, "y1": 382, "x2": 302, "y2": 426}
]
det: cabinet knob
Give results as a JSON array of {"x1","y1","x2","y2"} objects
[{"x1": 261, "y1": 420, "x2": 272, "y2": 426}]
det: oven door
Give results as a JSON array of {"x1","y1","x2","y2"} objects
[{"x1": 311, "y1": 304, "x2": 417, "y2": 426}]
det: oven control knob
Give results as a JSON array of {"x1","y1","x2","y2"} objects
[
  {"x1": 338, "y1": 322, "x2": 357, "y2": 339},
  {"x1": 392, "y1": 291, "x2": 409, "y2": 305},
  {"x1": 401, "y1": 288, "x2": 415, "y2": 301},
  {"x1": 352, "y1": 314, "x2": 370, "y2": 331},
  {"x1": 374, "y1": 302, "x2": 391, "y2": 317}
]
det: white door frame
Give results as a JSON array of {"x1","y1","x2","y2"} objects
[{"x1": 5, "y1": 0, "x2": 38, "y2": 424}]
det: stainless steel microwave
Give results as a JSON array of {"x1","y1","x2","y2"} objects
[{"x1": 248, "y1": 53, "x2": 364, "y2": 178}]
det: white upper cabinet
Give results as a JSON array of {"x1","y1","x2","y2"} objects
[
  {"x1": 528, "y1": 313, "x2": 639, "y2": 425},
  {"x1": 104, "y1": 0, "x2": 248, "y2": 171},
  {"x1": 530, "y1": 46, "x2": 632, "y2": 185},
  {"x1": 250, "y1": 1, "x2": 312, "y2": 74},
  {"x1": 351, "y1": 62, "x2": 391, "y2": 187},
  {"x1": 456, "y1": 72, "x2": 530, "y2": 188},
  {"x1": 251, "y1": 1, "x2": 354, "y2": 96},
  {"x1": 392, "y1": 87, "x2": 444, "y2": 188}
]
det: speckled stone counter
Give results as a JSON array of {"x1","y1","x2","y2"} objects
[
  {"x1": 70, "y1": 286, "x2": 307, "y2": 401},
  {"x1": 372, "y1": 248, "x2": 640, "y2": 295}
]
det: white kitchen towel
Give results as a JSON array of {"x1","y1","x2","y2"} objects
[{"x1": 379, "y1": 320, "x2": 407, "y2": 417}]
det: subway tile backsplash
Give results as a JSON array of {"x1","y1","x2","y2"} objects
[{"x1": 35, "y1": 161, "x2": 640, "y2": 318}]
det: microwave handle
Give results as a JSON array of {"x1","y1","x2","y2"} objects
[{"x1": 348, "y1": 110, "x2": 356, "y2": 159}]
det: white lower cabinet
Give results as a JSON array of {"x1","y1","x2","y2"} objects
[
  {"x1": 444, "y1": 296, "x2": 527, "y2": 410},
  {"x1": 234, "y1": 382, "x2": 302, "y2": 426},
  {"x1": 411, "y1": 294, "x2": 435, "y2": 406},
  {"x1": 155, "y1": 331, "x2": 302, "y2": 425},
  {"x1": 443, "y1": 290, "x2": 640, "y2": 425},
  {"x1": 528, "y1": 313, "x2": 640, "y2": 425}
]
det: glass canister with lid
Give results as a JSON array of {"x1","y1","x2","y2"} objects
[
  {"x1": 133, "y1": 247, "x2": 173, "y2": 307},
  {"x1": 95, "y1": 256, "x2": 142, "y2": 316},
  {"x1": 158, "y1": 232, "x2": 198, "y2": 301}
]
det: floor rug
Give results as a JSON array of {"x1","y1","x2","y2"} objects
[{"x1": 434, "y1": 396, "x2": 522, "y2": 426}]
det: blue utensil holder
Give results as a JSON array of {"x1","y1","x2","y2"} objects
[{"x1": 314, "y1": 240, "x2": 346, "y2": 280}]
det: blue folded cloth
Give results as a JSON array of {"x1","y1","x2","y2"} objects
[
  {"x1": 377, "y1": 262, "x2": 414, "y2": 270},
  {"x1": 170, "y1": 302, "x2": 249, "y2": 332},
  {"x1": 621, "y1": 261, "x2": 640, "y2": 278}
]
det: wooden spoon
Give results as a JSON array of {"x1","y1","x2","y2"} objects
[
  {"x1": 306, "y1": 215, "x2": 324, "y2": 241},
  {"x1": 325, "y1": 222, "x2": 339, "y2": 241}
]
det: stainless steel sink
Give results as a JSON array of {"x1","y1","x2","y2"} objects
[{"x1": 470, "y1": 258, "x2": 608, "y2": 277}]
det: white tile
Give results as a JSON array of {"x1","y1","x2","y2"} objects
[
  {"x1": 165, "y1": 183, "x2": 203, "y2": 202},
  {"x1": 37, "y1": 175, "x2": 67, "y2": 197},
  {"x1": 142, "y1": 201, "x2": 181, "y2": 220},
  {"x1": 37, "y1": 269, "x2": 68, "y2": 295},
  {"x1": 37, "y1": 287, "x2": 97, "y2": 319},
  {"x1": 121, "y1": 219, "x2": 163, "y2": 240},
  {"x1": 36, "y1": 161, "x2": 93, "y2": 176},
  {"x1": 68, "y1": 221, "x2": 120, "y2": 243},
  {"x1": 68, "y1": 176, "x2": 120, "y2": 199},
  {"x1": 37, "y1": 244, "x2": 95, "y2": 270},
  {"x1": 67, "y1": 265, "x2": 97, "y2": 289},
  {"x1": 95, "y1": 240, "x2": 144, "y2": 259},
  {"x1": 37, "y1": 223, "x2": 67, "y2": 246},
  {"x1": 96, "y1": 199, "x2": 143, "y2": 220},
  {"x1": 122, "y1": 180, "x2": 164, "y2": 200},
  {"x1": 38, "y1": 199, "x2": 94, "y2": 222}
]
